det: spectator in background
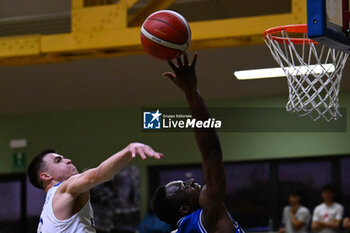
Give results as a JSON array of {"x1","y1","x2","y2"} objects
[
  {"x1": 312, "y1": 184, "x2": 344, "y2": 233},
  {"x1": 279, "y1": 191, "x2": 311, "y2": 233},
  {"x1": 138, "y1": 202, "x2": 172, "y2": 233},
  {"x1": 342, "y1": 208, "x2": 350, "y2": 230}
]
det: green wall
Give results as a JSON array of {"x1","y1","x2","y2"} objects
[{"x1": 1, "y1": 92, "x2": 349, "y2": 216}]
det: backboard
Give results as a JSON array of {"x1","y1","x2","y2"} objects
[{"x1": 307, "y1": 0, "x2": 350, "y2": 51}]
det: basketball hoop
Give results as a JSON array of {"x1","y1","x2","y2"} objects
[{"x1": 264, "y1": 24, "x2": 349, "y2": 121}]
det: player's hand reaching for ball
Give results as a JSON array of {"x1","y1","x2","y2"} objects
[
  {"x1": 127, "y1": 142, "x2": 164, "y2": 160},
  {"x1": 162, "y1": 52, "x2": 198, "y2": 94}
]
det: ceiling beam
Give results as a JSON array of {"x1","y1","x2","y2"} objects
[
  {"x1": 128, "y1": 0, "x2": 176, "y2": 27},
  {"x1": 0, "y1": 0, "x2": 306, "y2": 66}
]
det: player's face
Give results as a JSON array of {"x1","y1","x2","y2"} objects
[
  {"x1": 43, "y1": 153, "x2": 78, "y2": 182},
  {"x1": 166, "y1": 179, "x2": 201, "y2": 195},
  {"x1": 165, "y1": 179, "x2": 201, "y2": 208}
]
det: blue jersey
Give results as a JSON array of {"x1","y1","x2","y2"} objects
[{"x1": 176, "y1": 209, "x2": 244, "y2": 233}]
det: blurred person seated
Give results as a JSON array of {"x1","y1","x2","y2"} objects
[
  {"x1": 312, "y1": 185, "x2": 343, "y2": 233},
  {"x1": 342, "y1": 208, "x2": 350, "y2": 229},
  {"x1": 279, "y1": 191, "x2": 311, "y2": 233}
]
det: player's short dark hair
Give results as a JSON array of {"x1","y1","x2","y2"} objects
[
  {"x1": 27, "y1": 149, "x2": 56, "y2": 189},
  {"x1": 152, "y1": 186, "x2": 183, "y2": 225},
  {"x1": 322, "y1": 184, "x2": 334, "y2": 192}
]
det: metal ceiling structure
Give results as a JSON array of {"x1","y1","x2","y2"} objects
[{"x1": 0, "y1": 0, "x2": 306, "y2": 66}]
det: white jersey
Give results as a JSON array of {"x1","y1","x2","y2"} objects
[
  {"x1": 38, "y1": 183, "x2": 96, "y2": 233},
  {"x1": 312, "y1": 202, "x2": 343, "y2": 233}
]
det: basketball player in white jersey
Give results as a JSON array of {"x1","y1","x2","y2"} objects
[{"x1": 27, "y1": 143, "x2": 163, "y2": 233}]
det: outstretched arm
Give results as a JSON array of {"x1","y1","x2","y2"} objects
[
  {"x1": 62, "y1": 143, "x2": 163, "y2": 197},
  {"x1": 52, "y1": 143, "x2": 163, "y2": 220},
  {"x1": 163, "y1": 53, "x2": 226, "y2": 203}
]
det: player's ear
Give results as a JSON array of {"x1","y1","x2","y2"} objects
[
  {"x1": 40, "y1": 171, "x2": 52, "y2": 183},
  {"x1": 179, "y1": 205, "x2": 192, "y2": 215}
]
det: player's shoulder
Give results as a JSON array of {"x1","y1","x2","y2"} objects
[
  {"x1": 55, "y1": 174, "x2": 80, "y2": 192},
  {"x1": 281, "y1": 206, "x2": 290, "y2": 215},
  {"x1": 299, "y1": 206, "x2": 309, "y2": 211},
  {"x1": 314, "y1": 203, "x2": 325, "y2": 211},
  {"x1": 298, "y1": 206, "x2": 310, "y2": 214},
  {"x1": 333, "y1": 202, "x2": 344, "y2": 210}
]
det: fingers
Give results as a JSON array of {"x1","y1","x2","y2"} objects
[
  {"x1": 177, "y1": 52, "x2": 189, "y2": 66},
  {"x1": 169, "y1": 52, "x2": 196, "y2": 69},
  {"x1": 144, "y1": 146, "x2": 163, "y2": 160},
  {"x1": 168, "y1": 60, "x2": 177, "y2": 72},
  {"x1": 137, "y1": 148, "x2": 147, "y2": 160},
  {"x1": 143, "y1": 146, "x2": 154, "y2": 159},
  {"x1": 162, "y1": 72, "x2": 177, "y2": 85},
  {"x1": 190, "y1": 52, "x2": 198, "y2": 68},
  {"x1": 130, "y1": 143, "x2": 164, "y2": 160},
  {"x1": 153, "y1": 152, "x2": 164, "y2": 159},
  {"x1": 144, "y1": 146, "x2": 164, "y2": 159},
  {"x1": 177, "y1": 56, "x2": 183, "y2": 67},
  {"x1": 183, "y1": 51, "x2": 189, "y2": 66},
  {"x1": 162, "y1": 72, "x2": 176, "y2": 79},
  {"x1": 131, "y1": 147, "x2": 136, "y2": 158}
]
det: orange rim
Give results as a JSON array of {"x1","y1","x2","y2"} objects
[{"x1": 263, "y1": 24, "x2": 318, "y2": 45}]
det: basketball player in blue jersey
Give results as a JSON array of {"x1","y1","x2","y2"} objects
[
  {"x1": 152, "y1": 53, "x2": 244, "y2": 233},
  {"x1": 27, "y1": 143, "x2": 163, "y2": 233}
]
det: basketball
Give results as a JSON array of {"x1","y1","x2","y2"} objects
[{"x1": 140, "y1": 10, "x2": 191, "y2": 61}]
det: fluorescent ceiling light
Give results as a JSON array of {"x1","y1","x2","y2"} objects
[{"x1": 234, "y1": 64, "x2": 335, "y2": 80}]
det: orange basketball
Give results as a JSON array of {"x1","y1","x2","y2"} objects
[{"x1": 140, "y1": 10, "x2": 191, "y2": 61}]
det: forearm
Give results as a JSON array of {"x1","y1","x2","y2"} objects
[
  {"x1": 65, "y1": 143, "x2": 162, "y2": 197},
  {"x1": 320, "y1": 220, "x2": 340, "y2": 229},
  {"x1": 64, "y1": 146, "x2": 132, "y2": 196},
  {"x1": 95, "y1": 146, "x2": 132, "y2": 183},
  {"x1": 184, "y1": 88, "x2": 226, "y2": 198},
  {"x1": 184, "y1": 89, "x2": 222, "y2": 154},
  {"x1": 312, "y1": 222, "x2": 323, "y2": 231},
  {"x1": 290, "y1": 215, "x2": 304, "y2": 230}
]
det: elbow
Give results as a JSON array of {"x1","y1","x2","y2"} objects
[
  {"x1": 328, "y1": 220, "x2": 341, "y2": 229},
  {"x1": 334, "y1": 221, "x2": 341, "y2": 228},
  {"x1": 311, "y1": 223, "x2": 317, "y2": 231},
  {"x1": 293, "y1": 223, "x2": 304, "y2": 231}
]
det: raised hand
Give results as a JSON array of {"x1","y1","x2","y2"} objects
[
  {"x1": 128, "y1": 142, "x2": 164, "y2": 160},
  {"x1": 162, "y1": 52, "x2": 198, "y2": 94}
]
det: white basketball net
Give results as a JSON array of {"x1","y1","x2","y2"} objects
[{"x1": 264, "y1": 30, "x2": 349, "y2": 121}]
